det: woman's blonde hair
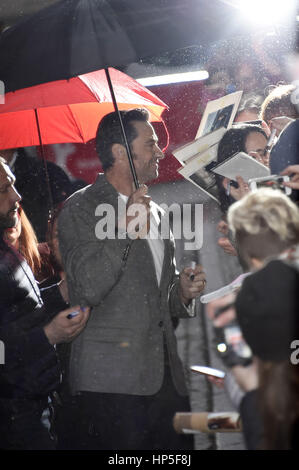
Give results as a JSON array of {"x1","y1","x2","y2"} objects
[{"x1": 227, "y1": 188, "x2": 299, "y2": 266}]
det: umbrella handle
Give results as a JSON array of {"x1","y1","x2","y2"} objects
[
  {"x1": 105, "y1": 68, "x2": 139, "y2": 190},
  {"x1": 34, "y1": 108, "x2": 54, "y2": 213}
]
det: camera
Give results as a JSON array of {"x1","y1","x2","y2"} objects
[
  {"x1": 248, "y1": 175, "x2": 292, "y2": 195},
  {"x1": 213, "y1": 303, "x2": 252, "y2": 368}
]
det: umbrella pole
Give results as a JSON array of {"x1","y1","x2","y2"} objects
[
  {"x1": 105, "y1": 68, "x2": 139, "y2": 190},
  {"x1": 34, "y1": 109, "x2": 54, "y2": 215}
]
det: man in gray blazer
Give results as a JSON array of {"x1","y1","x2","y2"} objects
[{"x1": 58, "y1": 108, "x2": 206, "y2": 450}]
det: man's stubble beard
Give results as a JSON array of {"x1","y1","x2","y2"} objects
[
  {"x1": 0, "y1": 212, "x2": 17, "y2": 231},
  {"x1": 132, "y1": 153, "x2": 159, "y2": 184}
]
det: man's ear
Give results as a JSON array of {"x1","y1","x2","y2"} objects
[{"x1": 111, "y1": 143, "x2": 126, "y2": 160}]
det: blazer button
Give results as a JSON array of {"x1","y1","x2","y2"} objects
[{"x1": 158, "y1": 320, "x2": 164, "y2": 327}]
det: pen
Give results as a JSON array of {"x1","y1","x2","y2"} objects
[
  {"x1": 264, "y1": 128, "x2": 276, "y2": 156},
  {"x1": 189, "y1": 261, "x2": 196, "y2": 317},
  {"x1": 67, "y1": 309, "x2": 81, "y2": 319}
]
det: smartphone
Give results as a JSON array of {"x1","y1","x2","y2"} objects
[
  {"x1": 190, "y1": 365, "x2": 225, "y2": 379},
  {"x1": 248, "y1": 175, "x2": 292, "y2": 195}
]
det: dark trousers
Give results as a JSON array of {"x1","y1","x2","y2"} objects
[
  {"x1": 57, "y1": 365, "x2": 194, "y2": 450},
  {"x1": 0, "y1": 398, "x2": 56, "y2": 450}
]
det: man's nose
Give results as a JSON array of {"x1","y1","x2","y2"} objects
[
  {"x1": 11, "y1": 186, "x2": 21, "y2": 204},
  {"x1": 156, "y1": 147, "x2": 164, "y2": 160}
]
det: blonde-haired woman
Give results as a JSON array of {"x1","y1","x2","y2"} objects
[{"x1": 227, "y1": 187, "x2": 299, "y2": 270}]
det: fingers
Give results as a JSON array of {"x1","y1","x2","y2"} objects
[
  {"x1": 63, "y1": 307, "x2": 90, "y2": 342},
  {"x1": 207, "y1": 376, "x2": 225, "y2": 389},
  {"x1": 67, "y1": 307, "x2": 90, "y2": 324},
  {"x1": 183, "y1": 264, "x2": 203, "y2": 276},
  {"x1": 128, "y1": 185, "x2": 151, "y2": 212},
  {"x1": 281, "y1": 165, "x2": 299, "y2": 176},
  {"x1": 222, "y1": 177, "x2": 230, "y2": 191},
  {"x1": 217, "y1": 220, "x2": 229, "y2": 235},
  {"x1": 261, "y1": 120, "x2": 271, "y2": 138},
  {"x1": 280, "y1": 166, "x2": 299, "y2": 190},
  {"x1": 218, "y1": 237, "x2": 237, "y2": 256},
  {"x1": 283, "y1": 180, "x2": 299, "y2": 190},
  {"x1": 63, "y1": 305, "x2": 89, "y2": 320},
  {"x1": 236, "y1": 175, "x2": 248, "y2": 190},
  {"x1": 180, "y1": 265, "x2": 207, "y2": 300},
  {"x1": 205, "y1": 293, "x2": 236, "y2": 321},
  {"x1": 230, "y1": 362, "x2": 259, "y2": 392},
  {"x1": 183, "y1": 264, "x2": 206, "y2": 283},
  {"x1": 126, "y1": 185, "x2": 152, "y2": 237},
  {"x1": 63, "y1": 306, "x2": 90, "y2": 340},
  {"x1": 231, "y1": 176, "x2": 249, "y2": 200},
  {"x1": 213, "y1": 308, "x2": 236, "y2": 327},
  {"x1": 129, "y1": 184, "x2": 148, "y2": 200},
  {"x1": 44, "y1": 305, "x2": 90, "y2": 345}
]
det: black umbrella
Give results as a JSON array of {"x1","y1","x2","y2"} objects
[
  {"x1": 0, "y1": 0, "x2": 241, "y2": 187},
  {"x1": 0, "y1": 0, "x2": 243, "y2": 92}
]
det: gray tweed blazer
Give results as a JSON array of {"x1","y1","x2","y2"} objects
[{"x1": 58, "y1": 174, "x2": 193, "y2": 396}]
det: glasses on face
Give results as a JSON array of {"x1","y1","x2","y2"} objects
[{"x1": 248, "y1": 148, "x2": 270, "y2": 165}]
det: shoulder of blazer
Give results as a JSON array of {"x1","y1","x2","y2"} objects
[{"x1": 64, "y1": 173, "x2": 120, "y2": 212}]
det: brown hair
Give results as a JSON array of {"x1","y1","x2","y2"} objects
[
  {"x1": 258, "y1": 360, "x2": 299, "y2": 449},
  {"x1": 259, "y1": 84, "x2": 299, "y2": 124},
  {"x1": 18, "y1": 207, "x2": 42, "y2": 276}
]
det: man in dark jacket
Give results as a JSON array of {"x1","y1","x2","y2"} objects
[
  {"x1": 0, "y1": 157, "x2": 89, "y2": 450},
  {"x1": 0, "y1": 148, "x2": 75, "y2": 241}
]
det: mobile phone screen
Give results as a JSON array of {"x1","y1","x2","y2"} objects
[{"x1": 190, "y1": 365, "x2": 225, "y2": 379}]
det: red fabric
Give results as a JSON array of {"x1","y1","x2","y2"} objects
[
  {"x1": 150, "y1": 81, "x2": 205, "y2": 184},
  {"x1": 0, "y1": 68, "x2": 167, "y2": 149}
]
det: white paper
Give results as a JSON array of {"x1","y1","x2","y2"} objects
[
  {"x1": 212, "y1": 152, "x2": 270, "y2": 182},
  {"x1": 196, "y1": 91, "x2": 243, "y2": 139}
]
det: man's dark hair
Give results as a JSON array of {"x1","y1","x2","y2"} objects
[
  {"x1": 96, "y1": 108, "x2": 150, "y2": 171},
  {"x1": 260, "y1": 84, "x2": 299, "y2": 124}
]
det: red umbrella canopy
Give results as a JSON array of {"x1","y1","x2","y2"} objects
[{"x1": 0, "y1": 67, "x2": 167, "y2": 149}]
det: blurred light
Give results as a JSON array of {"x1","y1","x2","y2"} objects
[
  {"x1": 217, "y1": 343, "x2": 227, "y2": 353},
  {"x1": 229, "y1": 0, "x2": 295, "y2": 26},
  {"x1": 137, "y1": 70, "x2": 209, "y2": 86}
]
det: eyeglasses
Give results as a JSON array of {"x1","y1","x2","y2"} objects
[{"x1": 248, "y1": 149, "x2": 270, "y2": 165}]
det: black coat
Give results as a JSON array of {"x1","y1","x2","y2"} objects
[{"x1": 0, "y1": 238, "x2": 60, "y2": 400}]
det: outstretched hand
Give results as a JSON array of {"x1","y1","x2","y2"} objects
[{"x1": 281, "y1": 165, "x2": 299, "y2": 190}]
